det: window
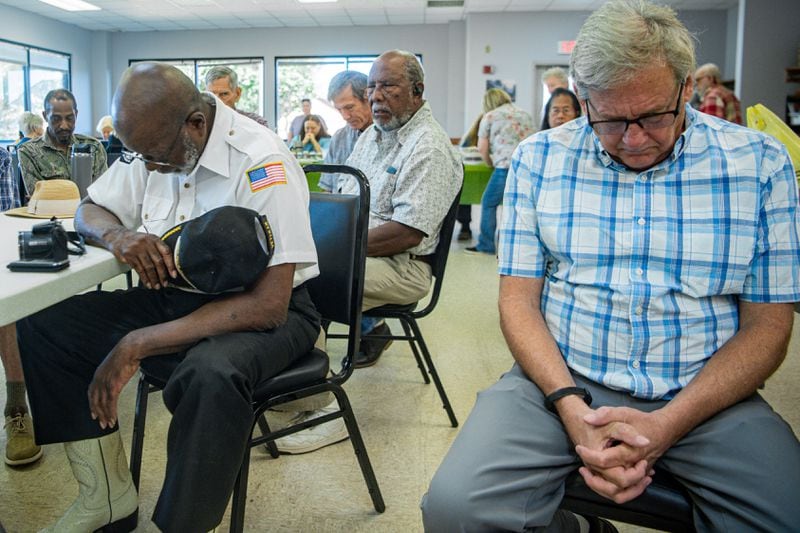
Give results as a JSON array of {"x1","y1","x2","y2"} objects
[
  {"x1": 0, "y1": 39, "x2": 71, "y2": 143},
  {"x1": 129, "y1": 57, "x2": 264, "y2": 116},
  {"x1": 275, "y1": 56, "x2": 376, "y2": 140}
]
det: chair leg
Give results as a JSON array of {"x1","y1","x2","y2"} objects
[
  {"x1": 407, "y1": 318, "x2": 458, "y2": 428},
  {"x1": 229, "y1": 445, "x2": 253, "y2": 533},
  {"x1": 332, "y1": 388, "x2": 385, "y2": 513},
  {"x1": 399, "y1": 318, "x2": 430, "y2": 384},
  {"x1": 256, "y1": 414, "x2": 279, "y2": 458},
  {"x1": 129, "y1": 375, "x2": 151, "y2": 491}
]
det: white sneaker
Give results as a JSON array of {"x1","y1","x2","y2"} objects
[{"x1": 274, "y1": 404, "x2": 349, "y2": 454}]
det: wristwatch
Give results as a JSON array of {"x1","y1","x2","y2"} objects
[{"x1": 544, "y1": 387, "x2": 592, "y2": 414}]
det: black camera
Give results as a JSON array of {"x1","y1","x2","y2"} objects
[
  {"x1": 19, "y1": 220, "x2": 70, "y2": 262},
  {"x1": 7, "y1": 219, "x2": 76, "y2": 272}
]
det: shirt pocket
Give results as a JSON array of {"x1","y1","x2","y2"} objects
[
  {"x1": 677, "y1": 218, "x2": 756, "y2": 297},
  {"x1": 141, "y1": 194, "x2": 172, "y2": 224}
]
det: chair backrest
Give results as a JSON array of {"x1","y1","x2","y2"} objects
[
  {"x1": 413, "y1": 185, "x2": 462, "y2": 319},
  {"x1": 303, "y1": 163, "x2": 369, "y2": 378}
]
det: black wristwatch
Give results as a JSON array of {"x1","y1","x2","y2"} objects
[{"x1": 544, "y1": 387, "x2": 592, "y2": 414}]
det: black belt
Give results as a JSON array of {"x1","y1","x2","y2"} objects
[{"x1": 410, "y1": 253, "x2": 434, "y2": 266}]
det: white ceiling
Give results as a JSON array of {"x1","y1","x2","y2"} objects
[{"x1": 0, "y1": 0, "x2": 738, "y2": 33}]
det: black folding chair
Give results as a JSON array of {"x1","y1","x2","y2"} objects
[
  {"x1": 129, "y1": 164, "x2": 384, "y2": 532},
  {"x1": 560, "y1": 469, "x2": 694, "y2": 532},
  {"x1": 357, "y1": 189, "x2": 462, "y2": 428}
]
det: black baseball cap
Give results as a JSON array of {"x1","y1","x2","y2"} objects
[{"x1": 160, "y1": 206, "x2": 275, "y2": 293}]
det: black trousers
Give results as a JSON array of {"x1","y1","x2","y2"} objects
[
  {"x1": 17, "y1": 285, "x2": 320, "y2": 532},
  {"x1": 456, "y1": 204, "x2": 472, "y2": 227}
]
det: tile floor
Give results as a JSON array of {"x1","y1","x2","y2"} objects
[{"x1": 1, "y1": 217, "x2": 798, "y2": 532}]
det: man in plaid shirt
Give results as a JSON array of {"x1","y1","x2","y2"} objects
[
  {"x1": 423, "y1": 1, "x2": 800, "y2": 531},
  {"x1": 694, "y1": 62, "x2": 742, "y2": 124}
]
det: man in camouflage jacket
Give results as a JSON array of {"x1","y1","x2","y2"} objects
[{"x1": 18, "y1": 88, "x2": 106, "y2": 198}]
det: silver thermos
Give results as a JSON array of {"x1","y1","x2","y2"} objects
[{"x1": 70, "y1": 143, "x2": 94, "y2": 198}]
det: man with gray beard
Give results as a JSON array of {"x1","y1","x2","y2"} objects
[
  {"x1": 274, "y1": 50, "x2": 463, "y2": 455},
  {"x1": 16, "y1": 62, "x2": 320, "y2": 532}
]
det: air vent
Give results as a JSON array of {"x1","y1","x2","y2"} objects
[{"x1": 427, "y1": 0, "x2": 464, "y2": 7}]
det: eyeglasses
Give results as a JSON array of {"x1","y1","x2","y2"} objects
[
  {"x1": 586, "y1": 81, "x2": 685, "y2": 135},
  {"x1": 367, "y1": 81, "x2": 407, "y2": 97},
  {"x1": 120, "y1": 120, "x2": 187, "y2": 168}
]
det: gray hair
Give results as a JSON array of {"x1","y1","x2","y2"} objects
[
  {"x1": 205, "y1": 65, "x2": 238, "y2": 91},
  {"x1": 570, "y1": 0, "x2": 696, "y2": 99},
  {"x1": 327, "y1": 70, "x2": 368, "y2": 103},
  {"x1": 695, "y1": 62, "x2": 721, "y2": 82},
  {"x1": 385, "y1": 49, "x2": 425, "y2": 92},
  {"x1": 542, "y1": 67, "x2": 568, "y2": 85},
  {"x1": 18, "y1": 111, "x2": 44, "y2": 136}
]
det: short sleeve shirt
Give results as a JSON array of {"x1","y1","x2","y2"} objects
[
  {"x1": 478, "y1": 103, "x2": 535, "y2": 169},
  {"x1": 18, "y1": 133, "x2": 107, "y2": 194},
  {"x1": 342, "y1": 102, "x2": 463, "y2": 255},
  {"x1": 88, "y1": 94, "x2": 318, "y2": 288},
  {"x1": 499, "y1": 107, "x2": 800, "y2": 399}
]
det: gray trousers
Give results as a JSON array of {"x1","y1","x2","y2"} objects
[{"x1": 421, "y1": 364, "x2": 800, "y2": 532}]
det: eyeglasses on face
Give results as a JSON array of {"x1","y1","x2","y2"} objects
[
  {"x1": 586, "y1": 80, "x2": 685, "y2": 135},
  {"x1": 120, "y1": 118, "x2": 189, "y2": 168}
]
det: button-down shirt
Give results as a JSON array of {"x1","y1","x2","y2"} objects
[
  {"x1": 342, "y1": 102, "x2": 463, "y2": 255},
  {"x1": 499, "y1": 106, "x2": 800, "y2": 400},
  {"x1": 319, "y1": 124, "x2": 363, "y2": 192},
  {"x1": 478, "y1": 103, "x2": 535, "y2": 169},
  {"x1": 18, "y1": 132, "x2": 107, "y2": 195},
  {"x1": 88, "y1": 94, "x2": 318, "y2": 289},
  {"x1": 0, "y1": 148, "x2": 18, "y2": 211},
  {"x1": 699, "y1": 85, "x2": 742, "y2": 125}
]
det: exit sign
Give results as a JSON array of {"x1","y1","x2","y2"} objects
[{"x1": 558, "y1": 40, "x2": 576, "y2": 55}]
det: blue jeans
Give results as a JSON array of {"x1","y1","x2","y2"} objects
[{"x1": 476, "y1": 167, "x2": 508, "y2": 254}]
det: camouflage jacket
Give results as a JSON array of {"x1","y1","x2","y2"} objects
[{"x1": 18, "y1": 132, "x2": 107, "y2": 196}]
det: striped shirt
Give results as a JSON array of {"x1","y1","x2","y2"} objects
[{"x1": 499, "y1": 106, "x2": 800, "y2": 400}]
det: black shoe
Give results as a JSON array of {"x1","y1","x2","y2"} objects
[
  {"x1": 457, "y1": 228, "x2": 472, "y2": 241},
  {"x1": 464, "y1": 246, "x2": 492, "y2": 255},
  {"x1": 585, "y1": 515, "x2": 619, "y2": 533},
  {"x1": 354, "y1": 323, "x2": 393, "y2": 368}
]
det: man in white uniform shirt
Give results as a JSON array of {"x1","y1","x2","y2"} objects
[{"x1": 16, "y1": 63, "x2": 320, "y2": 532}]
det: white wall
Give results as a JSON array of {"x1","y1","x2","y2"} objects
[
  {"x1": 463, "y1": 9, "x2": 732, "y2": 135},
  {"x1": 106, "y1": 24, "x2": 464, "y2": 134},
  {"x1": 737, "y1": 0, "x2": 800, "y2": 115},
  {"x1": 0, "y1": 5, "x2": 95, "y2": 136}
]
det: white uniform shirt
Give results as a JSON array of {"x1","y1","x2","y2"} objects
[{"x1": 88, "y1": 94, "x2": 318, "y2": 288}]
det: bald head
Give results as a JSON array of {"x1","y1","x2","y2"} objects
[
  {"x1": 113, "y1": 63, "x2": 201, "y2": 139},
  {"x1": 112, "y1": 62, "x2": 214, "y2": 174}
]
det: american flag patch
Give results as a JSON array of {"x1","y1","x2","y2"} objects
[{"x1": 247, "y1": 162, "x2": 287, "y2": 192}]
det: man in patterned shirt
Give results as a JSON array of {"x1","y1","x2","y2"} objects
[
  {"x1": 18, "y1": 89, "x2": 107, "y2": 197},
  {"x1": 275, "y1": 50, "x2": 463, "y2": 455},
  {"x1": 423, "y1": 1, "x2": 800, "y2": 531},
  {"x1": 694, "y1": 62, "x2": 742, "y2": 124}
]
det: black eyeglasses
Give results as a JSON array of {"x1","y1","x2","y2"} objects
[
  {"x1": 121, "y1": 119, "x2": 188, "y2": 168},
  {"x1": 586, "y1": 81, "x2": 685, "y2": 135}
]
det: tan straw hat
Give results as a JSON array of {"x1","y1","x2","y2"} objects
[{"x1": 4, "y1": 179, "x2": 80, "y2": 219}]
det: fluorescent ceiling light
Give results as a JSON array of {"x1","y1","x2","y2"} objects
[
  {"x1": 38, "y1": 0, "x2": 101, "y2": 11},
  {"x1": 297, "y1": 0, "x2": 338, "y2": 3}
]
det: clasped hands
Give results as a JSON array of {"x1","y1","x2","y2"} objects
[{"x1": 567, "y1": 405, "x2": 673, "y2": 504}]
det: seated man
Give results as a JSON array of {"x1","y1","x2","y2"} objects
[
  {"x1": 18, "y1": 89, "x2": 107, "y2": 197},
  {"x1": 17, "y1": 62, "x2": 320, "y2": 532},
  {"x1": 275, "y1": 50, "x2": 463, "y2": 454},
  {"x1": 694, "y1": 62, "x2": 742, "y2": 125},
  {"x1": 422, "y1": 1, "x2": 800, "y2": 531},
  {"x1": 318, "y1": 70, "x2": 373, "y2": 192}
]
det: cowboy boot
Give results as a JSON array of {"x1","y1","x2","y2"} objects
[{"x1": 41, "y1": 431, "x2": 138, "y2": 533}]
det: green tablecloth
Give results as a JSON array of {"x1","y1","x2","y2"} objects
[
  {"x1": 303, "y1": 161, "x2": 493, "y2": 201},
  {"x1": 460, "y1": 163, "x2": 493, "y2": 204}
]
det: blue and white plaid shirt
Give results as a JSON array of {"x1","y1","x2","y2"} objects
[
  {"x1": 499, "y1": 106, "x2": 800, "y2": 400},
  {"x1": 0, "y1": 148, "x2": 20, "y2": 212}
]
